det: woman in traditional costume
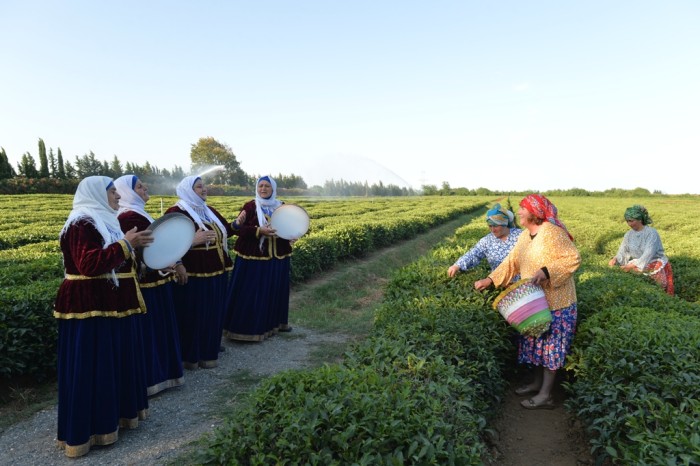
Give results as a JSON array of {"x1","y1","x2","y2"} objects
[
  {"x1": 223, "y1": 175, "x2": 293, "y2": 342},
  {"x1": 474, "y1": 194, "x2": 581, "y2": 410},
  {"x1": 54, "y1": 176, "x2": 153, "y2": 457},
  {"x1": 115, "y1": 174, "x2": 185, "y2": 395},
  {"x1": 447, "y1": 203, "x2": 522, "y2": 278},
  {"x1": 609, "y1": 204, "x2": 674, "y2": 295},
  {"x1": 165, "y1": 175, "x2": 234, "y2": 369}
]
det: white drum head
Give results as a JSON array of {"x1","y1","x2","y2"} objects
[
  {"x1": 270, "y1": 204, "x2": 310, "y2": 240},
  {"x1": 142, "y1": 213, "x2": 195, "y2": 269}
]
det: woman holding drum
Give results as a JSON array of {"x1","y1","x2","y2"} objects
[
  {"x1": 166, "y1": 175, "x2": 235, "y2": 369},
  {"x1": 115, "y1": 174, "x2": 185, "y2": 395},
  {"x1": 474, "y1": 194, "x2": 580, "y2": 410},
  {"x1": 608, "y1": 204, "x2": 674, "y2": 295},
  {"x1": 223, "y1": 175, "x2": 295, "y2": 342},
  {"x1": 54, "y1": 176, "x2": 153, "y2": 457}
]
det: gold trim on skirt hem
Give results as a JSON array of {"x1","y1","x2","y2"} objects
[
  {"x1": 57, "y1": 430, "x2": 118, "y2": 458},
  {"x1": 147, "y1": 376, "x2": 185, "y2": 396},
  {"x1": 119, "y1": 409, "x2": 148, "y2": 429},
  {"x1": 223, "y1": 329, "x2": 266, "y2": 342}
]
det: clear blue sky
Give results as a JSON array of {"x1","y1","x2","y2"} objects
[{"x1": 2, "y1": 1, "x2": 699, "y2": 193}]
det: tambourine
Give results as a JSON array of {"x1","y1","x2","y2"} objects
[
  {"x1": 142, "y1": 213, "x2": 195, "y2": 269},
  {"x1": 270, "y1": 204, "x2": 310, "y2": 240}
]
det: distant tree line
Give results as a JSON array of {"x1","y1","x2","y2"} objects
[
  {"x1": 420, "y1": 181, "x2": 678, "y2": 198},
  {"x1": 5, "y1": 138, "x2": 682, "y2": 197},
  {"x1": 0, "y1": 137, "x2": 417, "y2": 196}
]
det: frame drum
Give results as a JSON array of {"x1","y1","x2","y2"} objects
[
  {"x1": 270, "y1": 204, "x2": 310, "y2": 240},
  {"x1": 142, "y1": 213, "x2": 195, "y2": 269}
]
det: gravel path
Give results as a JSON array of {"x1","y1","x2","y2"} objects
[{"x1": 0, "y1": 328, "x2": 349, "y2": 466}]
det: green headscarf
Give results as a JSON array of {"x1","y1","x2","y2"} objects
[{"x1": 624, "y1": 205, "x2": 653, "y2": 225}]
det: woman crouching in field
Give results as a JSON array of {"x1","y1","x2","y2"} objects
[{"x1": 609, "y1": 204, "x2": 674, "y2": 295}]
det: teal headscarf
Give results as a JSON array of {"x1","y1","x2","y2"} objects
[
  {"x1": 486, "y1": 203, "x2": 515, "y2": 228},
  {"x1": 624, "y1": 205, "x2": 652, "y2": 225}
]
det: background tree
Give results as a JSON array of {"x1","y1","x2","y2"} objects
[
  {"x1": 109, "y1": 155, "x2": 123, "y2": 178},
  {"x1": 48, "y1": 148, "x2": 57, "y2": 178},
  {"x1": 57, "y1": 148, "x2": 66, "y2": 179},
  {"x1": 421, "y1": 184, "x2": 438, "y2": 195},
  {"x1": 190, "y1": 137, "x2": 249, "y2": 186},
  {"x1": 0, "y1": 147, "x2": 17, "y2": 179},
  {"x1": 170, "y1": 165, "x2": 185, "y2": 180},
  {"x1": 74, "y1": 151, "x2": 103, "y2": 177},
  {"x1": 64, "y1": 160, "x2": 76, "y2": 179},
  {"x1": 274, "y1": 173, "x2": 307, "y2": 189},
  {"x1": 38, "y1": 138, "x2": 49, "y2": 178},
  {"x1": 18, "y1": 152, "x2": 39, "y2": 177}
]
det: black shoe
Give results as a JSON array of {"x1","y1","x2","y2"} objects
[
  {"x1": 219, "y1": 345, "x2": 226, "y2": 352},
  {"x1": 278, "y1": 326, "x2": 293, "y2": 333}
]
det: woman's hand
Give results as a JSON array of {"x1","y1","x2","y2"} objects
[
  {"x1": 235, "y1": 210, "x2": 246, "y2": 225},
  {"x1": 448, "y1": 265, "x2": 460, "y2": 278},
  {"x1": 193, "y1": 228, "x2": 216, "y2": 246},
  {"x1": 259, "y1": 226, "x2": 277, "y2": 237},
  {"x1": 621, "y1": 263, "x2": 638, "y2": 273},
  {"x1": 530, "y1": 269, "x2": 548, "y2": 286},
  {"x1": 124, "y1": 227, "x2": 154, "y2": 248},
  {"x1": 474, "y1": 277, "x2": 493, "y2": 291},
  {"x1": 608, "y1": 258, "x2": 618, "y2": 267},
  {"x1": 173, "y1": 262, "x2": 188, "y2": 285}
]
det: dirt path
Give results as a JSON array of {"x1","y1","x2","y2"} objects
[{"x1": 485, "y1": 381, "x2": 594, "y2": 466}]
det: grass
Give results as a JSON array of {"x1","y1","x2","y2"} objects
[
  {"x1": 289, "y1": 210, "x2": 482, "y2": 338},
  {"x1": 0, "y1": 380, "x2": 57, "y2": 434}
]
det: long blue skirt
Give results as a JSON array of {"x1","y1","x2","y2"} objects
[
  {"x1": 173, "y1": 273, "x2": 229, "y2": 369},
  {"x1": 141, "y1": 281, "x2": 184, "y2": 395},
  {"x1": 57, "y1": 315, "x2": 148, "y2": 457},
  {"x1": 223, "y1": 256, "x2": 290, "y2": 342}
]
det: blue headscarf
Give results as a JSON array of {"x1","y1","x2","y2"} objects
[{"x1": 486, "y1": 203, "x2": 515, "y2": 228}]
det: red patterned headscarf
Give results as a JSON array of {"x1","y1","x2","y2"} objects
[{"x1": 520, "y1": 194, "x2": 573, "y2": 241}]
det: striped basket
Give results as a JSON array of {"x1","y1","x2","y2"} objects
[{"x1": 492, "y1": 279, "x2": 552, "y2": 338}]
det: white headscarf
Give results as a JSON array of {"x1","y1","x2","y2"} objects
[
  {"x1": 255, "y1": 175, "x2": 283, "y2": 228},
  {"x1": 60, "y1": 176, "x2": 124, "y2": 285},
  {"x1": 114, "y1": 174, "x2": 155, "y2": 223},
  {"x1": 255, "y1": 175, "x2": 283, "y2": 251},
  {"x1": 175, "y1": 175, "x2": 228, "y2": 252}
]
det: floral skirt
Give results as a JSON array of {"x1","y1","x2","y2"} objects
[
  {"x1": 517, "y1": 303, "x2": 577, "y2": 371},
  {"x1": 644, "y1": 260, "x2": 674, "y2": 296}
]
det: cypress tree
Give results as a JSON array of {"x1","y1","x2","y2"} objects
[
  {"x1": 0, "y1": 147, "x2": 16, "y2": 179},
  {"x1": 57, "y1": 148, "x2": 66, "y2": 179},
  {"x1": 48, "y1": 148, "x2": 57, "y2": 178},
  {"x1": 38, "y1": 138, "x2": 49, "y2": 178}
]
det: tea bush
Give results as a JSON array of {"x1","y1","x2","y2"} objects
[
  {"x1": 0, "y1": 280, "x2": 59, "y2": 379},
  {"x1": 566, "y1": 306, "x2": 700, "y2": 463},
  {"x1": 197, "y1": 362, "x2": 485, "y2": 465}
]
